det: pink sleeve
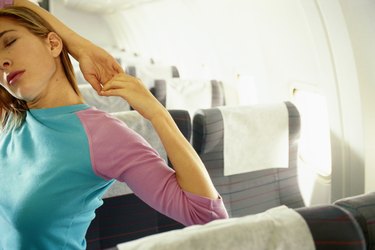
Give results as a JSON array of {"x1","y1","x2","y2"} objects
[{"x1": 77, "y1": 109, "x2": 228, "y2": 226}]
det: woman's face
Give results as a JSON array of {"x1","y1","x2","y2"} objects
[{"x1": 0, "y1": 17, "x2": 58, "y2": 102}]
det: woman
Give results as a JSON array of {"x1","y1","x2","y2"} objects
[{"x1": 0, "y1": 1, "x2": 228, "y2": 249}]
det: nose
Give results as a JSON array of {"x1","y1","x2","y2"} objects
[
  {"x1": 0, "y1": 58, "x2": 11, "y2": 71},
  {"x1": 0, "y1": 59, "x2": 11, "y2": 84}
]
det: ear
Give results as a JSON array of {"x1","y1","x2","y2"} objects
[{"x1": 46, "y1": 32, "x2": 63, "y2": 57}]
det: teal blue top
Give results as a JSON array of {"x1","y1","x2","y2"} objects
[
  {"x1": 0, "y1": 105, "x2": 112, "y2": 249},
  {"x1": 0, "y1": 104, "x2": 228, "y2": 250}
]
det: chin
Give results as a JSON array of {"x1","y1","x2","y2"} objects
[
  {"x1": 10, "y1": 93, "x2": 36, "y2": 104},
  {"x1": 9, "y1": 87, "x2": 38, "y2": 102}
]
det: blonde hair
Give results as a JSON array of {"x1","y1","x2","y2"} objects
[{"x1": 0, "y1": 6, "x2": 80, "y2": 131}]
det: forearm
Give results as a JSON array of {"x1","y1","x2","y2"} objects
[
  {"x1": 14, "y1": 0, "x2": 89, "y2": 60},
  {"x1": 150, "y1": 109, "x2": 218, "y2": 199}
]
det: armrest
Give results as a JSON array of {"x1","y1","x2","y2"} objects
[
  {"x1": 334, "y1": 192, "x2": 375, "y2": 250},
  {"x1": 296, "y1": 205, "x2": 366, "y2": 250}
]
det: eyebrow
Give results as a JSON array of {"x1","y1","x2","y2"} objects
[{"x1": 0, "y1": 29, "x2": 16, "y2": 38}]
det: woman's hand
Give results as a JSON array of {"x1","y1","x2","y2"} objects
[
  {"x1": 100, "y1": 73, "x2": 165, "y2": 121},
  {"x1": 77, "y1": 44, "x2": 124, "y2": 93}
]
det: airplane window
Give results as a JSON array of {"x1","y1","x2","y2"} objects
[{"x1": 292, "y1": 88, "x2": 332, "y2": 177}]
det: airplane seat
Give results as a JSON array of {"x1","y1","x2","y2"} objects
[
  {"x1": 210, "y1": 80, "x2": 226, "y2": 107},
  {"x1": 124, "y1": 64, "x2": 180, "y2": 89},
  {"x1": 150, "y1": 79, "x2": 226, "y2": 118},
  {"x1": 334, "y1": 192, "x2": 375, "y2": 250},
  {"x1": 150, "y1": 80, "x2": 166, "y2": 106},
  {"x1": 125, "y1": 65, "x2": 136, "y2": 77},
  {"x1": 296, "y1": 205, "x2": 367, "y2": 250},
  {"x1": 192, "y1": 101, "x2": 305, "y2": 217},
  {"x1": 114, "y1": 204, "x2": 367, "y2": 250},
  {"x1": 85, "y1": 110, "x2": 188, "y2": 250},
  {"x1": 166, "y1": 110, "x2": 192, "y2": 147},
  {"x1": 78, "y1": 84, "x2": 131, "y2": 113},
  {"x1": 125, "y1": 65, "x2": 179, "y2": 78},
  {"x1": 171, "y1": 66, "x2": 180, "y2": 78}
]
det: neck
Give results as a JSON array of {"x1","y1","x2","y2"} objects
[
  {"x1": 27, "y1": 89, "x2": 83, "y2": 109},
  {"x1": 27, "y1": 66, "x2": 83, "y2": 109}
]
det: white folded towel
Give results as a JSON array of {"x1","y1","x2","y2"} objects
[
  {"x1": 79, "y1": 84, "x2": 130, "y2": 113},
  {"x1": 165, "y1": 79, "x2": 212, "y2": 118},
  {"x1": 117, "y1": 205, "x2": 315, "y2": 250},
  {"x1": 218, "y1": 104, "x2": 289, "y2": 176}
]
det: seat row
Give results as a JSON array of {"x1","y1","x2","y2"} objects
[
  {"x1": 78, "y1": 78, "x2": 226, "y2": 116},
  {"x1": 86, "y1": 102, "x2": 303, "y2": 249},
  {"x1": 85, "y1": 104, "x2": 375, "y2": 250}
]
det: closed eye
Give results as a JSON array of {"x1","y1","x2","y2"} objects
[{"x1": 5, "y1": 39, "x2": 17, "y2": 47}]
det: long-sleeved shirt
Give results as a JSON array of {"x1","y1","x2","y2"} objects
[{"x1": 0, "y1": 104, "x2": 228, "y2": 250}]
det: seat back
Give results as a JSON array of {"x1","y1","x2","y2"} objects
[
  {"x1": 85, "y1": 110, "x2": 188, "y2": 249},
  {"x1": 125, "y1": 65, "x2": 179, "y2": 88},
  {"x1": 151, "y1": 79, "x2": 225, "y2": 117},
  {"x1": 192, "y1": 101, "x2": 305, "y2": 217},
  {"x1": 79, "y1": 84, "x2": 131, "y2": 113}
]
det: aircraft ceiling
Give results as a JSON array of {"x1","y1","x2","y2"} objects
[{"x1": 62, "y1": 0, "x2": 162, "y2": 12}]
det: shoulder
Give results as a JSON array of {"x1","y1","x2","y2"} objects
[
  {"x1": 76, "y1": 108, "x2": 157, "y2": 179},
  {"x1": 77, "y1": 107, "x2": 124, "y2": 129},
  {"x1": 76, "y1": 107, "x2": 145, "y2": 145}
]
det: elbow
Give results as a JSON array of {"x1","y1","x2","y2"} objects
[{"x1": 184, "y1": 201, "x2": 229, "y2": 226}]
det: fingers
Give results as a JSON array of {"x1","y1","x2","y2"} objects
[
  {"x1": 88, "y1": 68, "x2": 122, "y2": 93},
  {"x1": 101, "y1": 77, "x2": 122, "y2": 91},
  {"x1": 99, "y1": 74, "x2": 148, "y2": 101},
  {"x1": 96, "y1": 64, "x2": 125, "y2": 90},
  {"x1": 99, "y1": 88, "x2": 123, "y2": 97},
  {"x1": 99, "y1": 73, "x2": 128, "y2": 96},
  {"x1": 113, "y1": 62, "x2": 125, "y2": 74},
  {"x1": 84, "y1": 75, "x2": 102, "y2": 93},
  {"x1": 102, "y1": 74, "x2": 140, "y2": 90},
  {"x1": 100, "y1": 61, "x2": 124, "y2": 84},
  {"x1": 80, "y1": 60, "x2": 124, "y2": 91}
]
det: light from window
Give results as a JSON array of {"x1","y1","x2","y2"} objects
[{"x1": 293, "y1": 88, "x2": 332, "y2": 177}]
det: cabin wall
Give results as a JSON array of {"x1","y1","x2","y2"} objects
[
  {"x1": 49, "y1": 0, "x2": 115, "y2": 48},
  {"x1": 340, "y1": 0, "x2": 375, "y2": 193}
]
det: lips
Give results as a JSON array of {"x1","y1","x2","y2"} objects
[{"x1": 7, "y1": 70, "x2": 25, "y2": 85}]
